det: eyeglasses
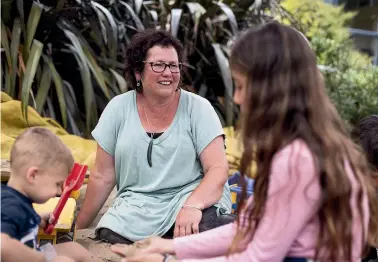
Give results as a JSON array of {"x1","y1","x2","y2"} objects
[{"x1": 143, "y1": 61, "x2": 182, "y2": 73}]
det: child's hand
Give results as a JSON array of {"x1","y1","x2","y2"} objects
[
  {"x1": 38, "y1": 213, "x2": 54, "y2": 229},
  {"x1": 111, "y1": 236, "x2": 175, "y2": 258}
]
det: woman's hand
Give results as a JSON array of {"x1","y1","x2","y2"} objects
[
  {"x1": 174, "y1": 207, "x2": 202, "y2": 237},
  {"x1": 111, "y1": 236, "x2": 175, "y2": 258}
]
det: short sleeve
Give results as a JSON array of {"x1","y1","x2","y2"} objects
[
  {"x1": 1, "y1": 205, "x2": 24, "y2": 239},
  {"x1": 190, "y1": 96, "x2": 225, "y2": 155},
  {"x1": 91, "y1": 95, "x2": 124, "y2": 156}
]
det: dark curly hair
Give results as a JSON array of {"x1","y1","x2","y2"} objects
[
  {"x1": 358, "y1": 115, "x2": 378, "y2": 169},
  {"x1": 124, "y1": 29, "x2": 185, "y2": 93}
]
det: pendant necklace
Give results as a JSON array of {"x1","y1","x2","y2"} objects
[{"x1": 142, "y1": 95, "x2": 175, "y2": 167}]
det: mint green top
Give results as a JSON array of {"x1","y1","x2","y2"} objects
[{"x1": 91, "y1": 89, "x2": 232, "y2": 241}]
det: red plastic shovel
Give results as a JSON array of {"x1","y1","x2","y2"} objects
[{"x1": 44, "y1": 163, "x2": 88, "y2": 234}]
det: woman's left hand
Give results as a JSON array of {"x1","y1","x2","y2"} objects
[
  {"x1": 121, "y1": 254, "x2": 177, "y2": 262},
  {"x1": 174, "y1": 207, "x2": 202, "y2": 237}
]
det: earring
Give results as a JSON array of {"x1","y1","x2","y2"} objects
[{"x1": 137, "y1": 80, "x2": 141, "y2": 87}]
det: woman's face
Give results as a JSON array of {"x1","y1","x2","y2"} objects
[
  {"x1": 138, "y1": 45, "x2": 181, "y2": 98},
  {"x1": 231, "y1": 69, "x2": 248, "y2": 112}
]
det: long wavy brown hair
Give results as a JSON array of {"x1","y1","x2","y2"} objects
[{"x1": 229, "y1": 21, "x2": 378, "y2": 261}]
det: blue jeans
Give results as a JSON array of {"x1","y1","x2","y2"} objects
[{"x1": 97, "y1": 206, "x2": 236, "y2": 244}]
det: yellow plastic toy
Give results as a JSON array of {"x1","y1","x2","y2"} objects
[{"x1": 33, "y1": 197, "x2": 77, "y2": 245}]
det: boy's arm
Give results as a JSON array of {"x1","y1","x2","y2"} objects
[{"x1": 1, "y1": 233, "x2": 45, "y2": 262}]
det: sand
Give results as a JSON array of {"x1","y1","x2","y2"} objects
[{"x1": 75, "y1": 186, "x2": 121, "y2": 262}]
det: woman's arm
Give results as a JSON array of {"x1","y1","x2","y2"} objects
[
  {"x1": 185, "y1": 135, "x2": 229, "y2": 209},
  {"x1": 174, "y1": 136, "x2": 229, "y2": 237},
  {"x1": 76, "y1": 145, "x2": 117, "y2": 229}
]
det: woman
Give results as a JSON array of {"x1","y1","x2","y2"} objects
[
  {"x1": 111, "y1": 21, "x2": 378, "y2": 261},
  {"x1": 76, "y1": 29, "x2": 233, "y2": 244}
]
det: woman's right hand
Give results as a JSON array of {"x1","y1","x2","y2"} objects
[{"x1": 111, "y1": 236, "x2": 175, "y2": 258}]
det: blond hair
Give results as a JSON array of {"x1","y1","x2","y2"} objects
[{"x1": 10, "y1": 127, "x2": 74, "y2": 175}]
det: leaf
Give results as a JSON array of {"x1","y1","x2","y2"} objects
[
  {"x1": 198, "y1": 83, "x2": 208, "y2": 97},
  {"x1": 110, "y1": 68, "x2": 127, "y2": 93},
  {"x1": 58, "y1": 19, "x2": 111, "y2": 99},
  {"x1": 214, "y1": 2, "x2": 238, "y2": 35},
  {"x1": 91, "y1": 1, "x2": 118, "y2": 69},
  {"x1": 149, "y1": 10, "x2": 159, "y2": 25},
  {"x1": 158, "y1": 0, "x2": 168, "y2": 16},
  {"x1": 238, "y1": 0, "x2": 258, "y2": 11},
  {"x1": 67, "y1": 109, "x2": 81, "y2": 136},
  {"x1": 24, "y1": 2, "x2": 43, "y2": 62},
  {"x1": 171, "y1": 9, "x2": 182, "y2": 37},
  {"x1": 87, "y1": 16, "x2": 107, "y2": 57},
  {"x1": 212, "y1": 43, "x2": 233, "y2": 127},
  {"x1": 185, "y1": 2, "x2": 206, "y2": 21},
  {"x1": 43, "y1": 55, "x2": 67, "y2": 128},
  {"x1": 104, "y1": 71, "x2": 122, "y2": 95},
  {"x1": 118, "y1": 1, "x2": 145, "y2": 30},
  {"x1": 1, "y1": 20, "x2": 11, "y2": 69},
  {"x1": 21, "y1": 40, "x2": 43, "y2": 124},
  {"x1": 90, "y1": 4, "x2": 108, "y2": 44},
  {"x1": 10, "y1": 18, "x2": 21, "y2": 97},
  {"x1": 83, "y1": 47, "x2": 110, "y2": 99},
  {"x1": 200, "y1": 2, "x2": 238, "y2": 36},
  {"x1": 134, "y1": 0, "x2": 143, "y2": 15},
  {"x1": 56, "y1": 0, "x2": 66, "y2": 10},
  {"x1": 63, "y1": 80, "x2": 82, "y2": 136},
  {"x1": 36, "y1": 64, "x2": 52, "y2": 113},
  {"x1": 4, "y1": 65, "x2": 12, "y2": 96},
  {"x1": 251, "y1": 0, "x2": 263, "y2": 9},
  {"x1": 1, "y1": 0, "x2": 13, "y2": 25},
  {"x1": 63, "y1": 80, "x2": 78, "y2": 109},
  {"x1": 45, "y1": 97, "x2": 56, "y2": 120},
  {"x1": 63, "y1": 29, "x2": 94, "y2": 133},
  {"x1": 16, "y1": 0, "x2": 26, "y2": 36}
]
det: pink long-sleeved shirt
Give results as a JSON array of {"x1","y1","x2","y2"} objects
[{"x1": 173, "y1": 140, "x2": 369, "y2": 262}]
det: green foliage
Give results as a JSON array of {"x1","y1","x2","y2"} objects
[
  {"x1": 280, "y1": 0, "x2": 354, "y2": 41},
  {"x1": 8, "y1": 0, "x2": 372, "y2": 135},
  {"x1": 278, "y1": 0, "x2": 378, "y2": 127},
  {"x1": 1, "y1": 0, "x2": 276, "y2": 136}
]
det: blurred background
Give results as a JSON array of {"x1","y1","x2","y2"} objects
[{"x1": 1, "y1": 0, "x2": 377, "y2": 138}]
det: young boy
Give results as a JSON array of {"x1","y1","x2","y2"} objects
[{"x1": 1, "y1": 127, "x2": 101, "y2": 262}]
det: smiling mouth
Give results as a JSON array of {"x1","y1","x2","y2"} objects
[{"x1": 158, "y1": 81, "x2": 172, "y2": 86}]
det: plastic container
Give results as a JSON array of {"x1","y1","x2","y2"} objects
[{"x1": 228, "y1": 171, "x2": 254, "y2": 212}]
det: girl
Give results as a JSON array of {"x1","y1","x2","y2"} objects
[{"x1": 111, "y1": 21, "x2": 378, "y2": 262}]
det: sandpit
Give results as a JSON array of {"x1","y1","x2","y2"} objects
[{"x1": 75, "y1": 186, "x2": 120, "y2": 262}]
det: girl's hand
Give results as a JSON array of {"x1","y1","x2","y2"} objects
[
  {"x1": 121, "y1": 253, "x2": 177, "y2": 262},
  {"x1": 111, "y1": 236, "x2": 175, "y2": 258}
]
